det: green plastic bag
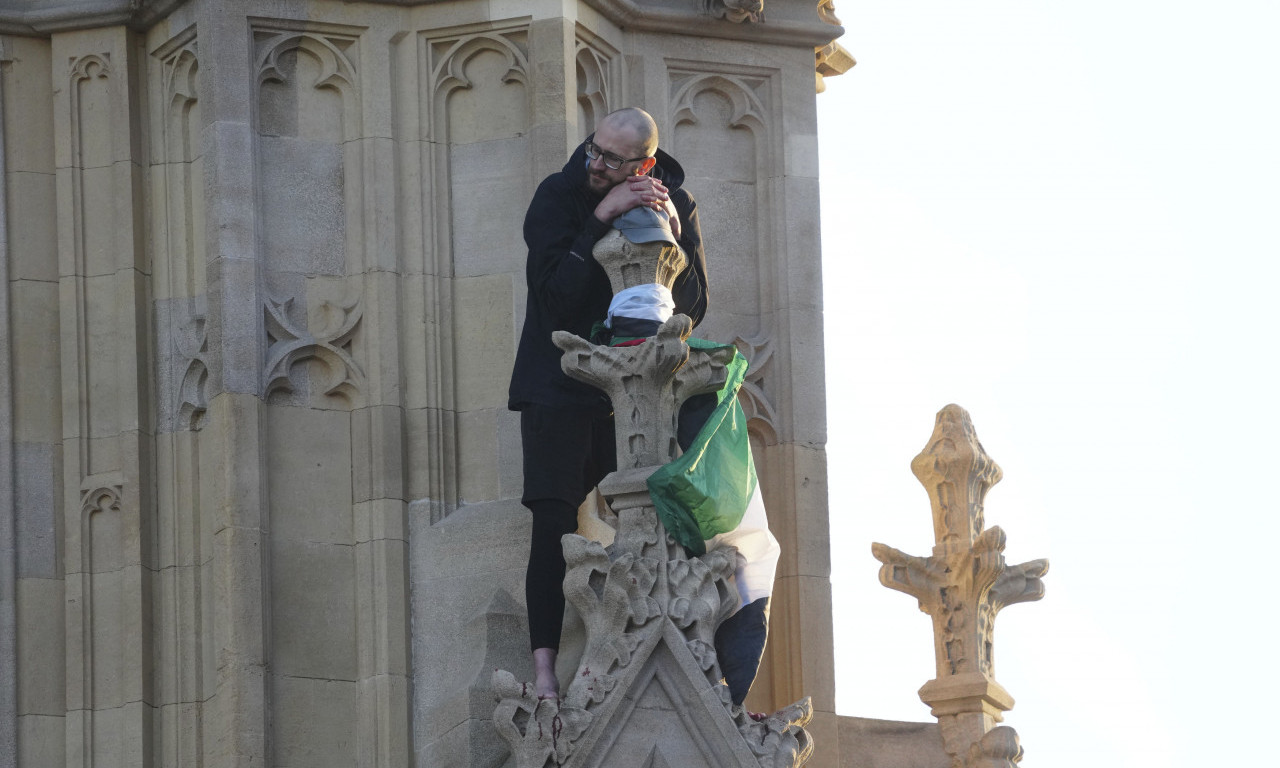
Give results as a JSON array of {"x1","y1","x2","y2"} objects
[{"x1": 647, "y1": 339, "x2": 756, "y2": 555}]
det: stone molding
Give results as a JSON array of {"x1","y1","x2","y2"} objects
[{"x1": 2, "y1": 1, "x2": 845, "y2": 47}]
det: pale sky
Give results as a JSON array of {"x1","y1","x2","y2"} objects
[{"x1": 817, "y1": 2, "x2": 1279, "y2": 765}]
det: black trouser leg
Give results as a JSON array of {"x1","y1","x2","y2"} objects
[
  {"x1": 715, "y1": 597, "x2": 770, "y2": 706},
  {"x1": 525, "y1": 499, "x2": 579, "y2": 652}
]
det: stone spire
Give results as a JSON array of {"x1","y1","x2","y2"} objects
[
  {"x1": 872, "y1": 405, "x2": 1048, "y2": 768},
  {"x1": 491, "y1": 230, "x2": 813, "y2": 767}
]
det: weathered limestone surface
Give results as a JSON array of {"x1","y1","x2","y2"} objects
[{"x1": 0, "y1": 1, "x2": 864, "y2": 767}]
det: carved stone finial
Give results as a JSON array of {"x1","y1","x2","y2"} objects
[
  {"x1": 553, "y1": 315, "x2": 733, "y2": 470},
  {"x1": 872, "y1": 405, "x2": 1048, "y2": 767},
  {"x1": 591, "y1": 228, "x2": 688, "y2": 293}
]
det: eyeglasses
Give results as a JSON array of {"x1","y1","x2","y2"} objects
[{"x1": 585, "y1": 141, "x2": 650, "y2": 170}]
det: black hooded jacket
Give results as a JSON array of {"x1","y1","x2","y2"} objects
[{"x1": 507, "y1": 138, "x2": 710, "y2": 412}]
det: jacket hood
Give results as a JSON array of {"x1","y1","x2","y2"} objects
[{"x1": 562, "y1": 133, "x2": 687, "y2": 193}]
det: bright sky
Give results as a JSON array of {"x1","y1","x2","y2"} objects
[{"x1": 817, "y1": 2, "x2": 1280, "y2": 765}]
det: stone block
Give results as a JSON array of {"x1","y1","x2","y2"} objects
[
  {"x1": 272, "y1": 676, "x2": 356, "y2": 768},
  {"x1": 398, "y1": 275, "x2": 430, "y2": 409},
  {"x1": 204, "y1": 392, "x2": 266, "y2": 532},
  {"x1": 402, "y1": 407, "x2": 449, "y2": 504},
  {"x1": 351, "y1": 404, "x2": 405, "y2": 504},
  {"x1": 449, "y1": 139, "x2": 530, "y2": 278},
  {"x1": 353, "y1": 269, "x2": 402, "y2": 403},
  {"x1": 202, "y1": 119, "x2": 256, "y2": 264},
  {"x1": 16, "y1": 578, "x2": 65, "y2": 715},
  {"x1": 209, "y1": 522, "x2": 266, "y2": 662},
  {"x1": 1, "y1": 37, "x2": 54, "y2": 175},
  {"x1": 17, "y1": 714, "x2": 64, "y2": 768},
  {"x1": 205, "y1": 255, "x2": 261, "y2": 396},
  {"x1": 81, "y1": 701, "x2": 126, "y2": 767},
  {"x1": 354, "y1": 536, "x2": 411, "y2": 676},
  {"x1": 355, "y1": 673, "x2": 412, "y2": 766},
  {"x1": 768, "y1": 573, "x2": 836, "y2": 711},
  {"x1": 451, "y1": 273, "x2": 515, "y2": 412},
  {"x1": 10, "y1": 280, "x2": 60, "y2": 445},
  {"x1": 271, "y1": 538, "x2": 357, "y2": 681},
  {"x1": 495, "y1": 406, "x2": 523, "y2": 501},
  {"x1": 266, "y1": 405, "x2": 352, "y2": 545},
  {"x1": 779, "y1": 176, "x2": 823, "y2": 308},
  {"x1": 150, "y1": 559, "x2": 206, "y2": 706},
  {"x1": 838, "y1": 716, "x2": 950, "y2": 768},
  {"x1": 15, "y1": 442, "x2": 58, "y2": 578},
  {"x1": 354, "y1": 498, "x2": 408, "y2": 545},
  {"x1": 455, "y1": 408, "x2": 499, "y2": 503},
  {"x1": 258, "y1": 135, "x2": 346, "y2": 276},
  {"x1": 155, "y1": 702, "x2": 203, "y2": 767},
  {"x1": 5, "y1": 171, "x2": 57, "y2": 282},
  {"x1": 410, "y1": 499, "x2": 530, "y2": 742},
  {"x1": 88, "y1": 568, "x2": 126, "y2": 709}
]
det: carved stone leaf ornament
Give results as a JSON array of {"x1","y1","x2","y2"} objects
[
  {"x1": 873, "y1": 404, "x2": 1048, "y2": 767},
  {"x1": 733, "y1": 331, "x2": 777, "y2": 440},
  {"x1": 263, "y1": 292, "x2": 366, "y2": 405},
  {"x1": 176, "y1": 309, "x2": 209, "y2": 430}
]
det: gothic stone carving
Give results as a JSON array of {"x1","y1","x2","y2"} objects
[
  {"x1": 872, "y1": 404, "x2": 1048, "y2": 767},
  {"x1": 263, "y1": 292, "x2": 366, "y2": 406},
  {"x1": 494, "y1": 236, "x2": 813, "y2": 767},
  {"x1": 705, "y1": 0, "x2": 765, "y2": 24},
  {"x1": 492, "y1": 496, "x2": 814, "y2": 768}
]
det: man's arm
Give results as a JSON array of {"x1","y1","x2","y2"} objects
[
  {"x1": 670, "y1": 190, "x2": 709, "y2": 328},
  {"x1": 523, "y1": 180, "x2": 611, "y2": 326}
]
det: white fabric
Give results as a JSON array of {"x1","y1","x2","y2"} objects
[
  {"x1": 606, "y1": 283, "x2": 674, "y2": 329},
  {"x1": 706, "y1": 483, "x2": 780, "y2": 608}
]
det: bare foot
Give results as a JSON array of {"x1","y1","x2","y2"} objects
[{"x1": 532, "y1": 647, "x2": 560, "y2": 701}]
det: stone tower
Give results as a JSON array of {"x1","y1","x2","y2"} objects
[{"x1": 0, "y1": 1, "x2": 854, "y2": 766}]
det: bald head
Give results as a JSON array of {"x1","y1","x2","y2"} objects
[{"x1": 598, "y1": 107, "x2": 659, "y2": 158}]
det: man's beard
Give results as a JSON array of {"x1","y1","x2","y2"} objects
[{"x1": 586, "y1": 171, "x2": 613, "y2": 194}]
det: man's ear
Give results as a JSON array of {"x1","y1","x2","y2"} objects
[{"x1": 636, "y1": 156, "x2": 657, "y2": 175}]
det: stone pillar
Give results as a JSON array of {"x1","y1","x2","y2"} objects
[
  {"x1": 873, "y1": 405, "x2": 1049, "y2": 768},
  {"x1": 0, "y1": 36, "x2": 16, "y2": 768}
]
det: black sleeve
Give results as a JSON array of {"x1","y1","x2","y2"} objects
[
  {"x1": 670, "y1": 190, "x2": 709, "y2": 328},
  {"x1": 523, "y1": 178, "x2": 611, "y2": 325}
]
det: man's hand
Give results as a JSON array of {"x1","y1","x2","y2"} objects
[
  {"x1": 594, "y1": 174, "x2": 670, "y2": 223},
  {"x1": 661, "y1": 197, "x2": 682, "y2": 240}
]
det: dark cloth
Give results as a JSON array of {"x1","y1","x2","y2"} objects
[
  {"x1": 519, "y1": 404, "x2": 616, "y2": 507},
  {"x1": 525, "y1": 499, "x2": 578, "y2": 652},
  {"x1": 520, "y1": 404, "x2": 615, "y2": 651},
  {"x1": 507, "y1": 136, "x2": 709, "y2": 413},
  {"x1": 715, "y1": 596, "x2": 770, "y2": 705}
]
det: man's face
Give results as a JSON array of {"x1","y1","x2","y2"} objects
[{"x1": 585, "y1": 123, "x2": 648, "y2": 194}]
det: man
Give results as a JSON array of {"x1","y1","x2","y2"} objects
[{"x1": 508, "y1": 107, "x2": 709, "y2": 700}]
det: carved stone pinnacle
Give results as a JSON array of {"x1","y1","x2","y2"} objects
[{"x1": 872, "y1": 404, "x2": 1048, "y2": 767}]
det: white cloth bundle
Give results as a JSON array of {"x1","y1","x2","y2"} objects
[{"x1": 605, "y1": 283, "x2": 674, "y2": 329}]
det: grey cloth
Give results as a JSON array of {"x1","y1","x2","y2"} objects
[{"x1": 612, "y1": 206, "x2": 678, "y2": 245}]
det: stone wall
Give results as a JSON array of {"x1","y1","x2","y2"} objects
[{"x1": 0, "y1": 1, "x2": 853, "y2": 766}]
